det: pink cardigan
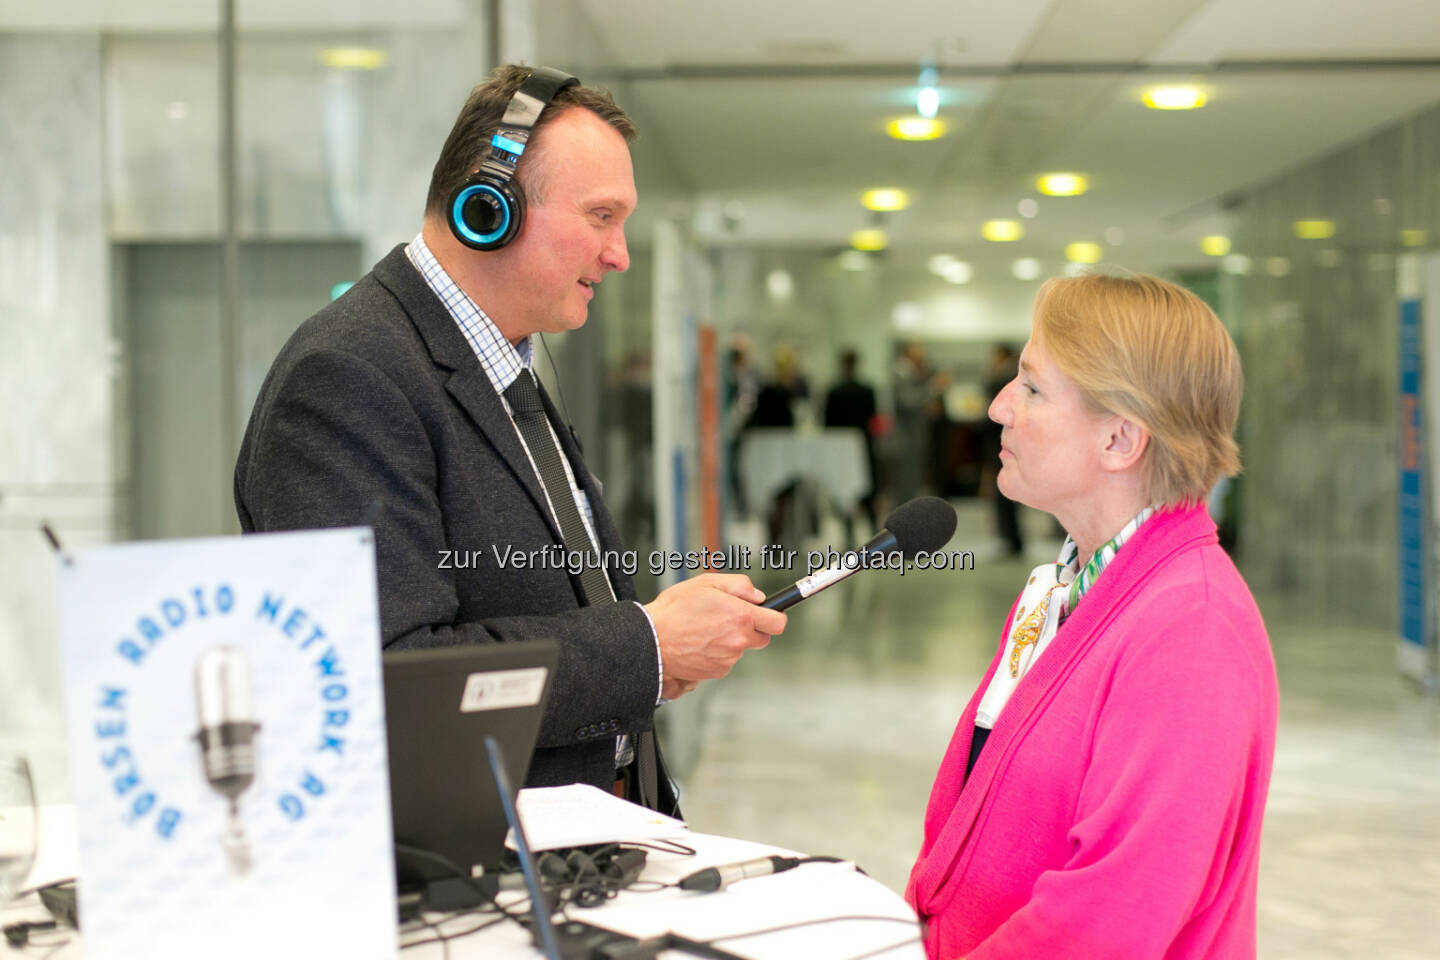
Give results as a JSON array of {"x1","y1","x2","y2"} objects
[{"x1": 907, "y1": 505, "x2": 1277, "y2": 959}]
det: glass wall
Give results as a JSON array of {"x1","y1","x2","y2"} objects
[{"x1": 1227, "y1": 102, "x2": 1440, "y2": 630}]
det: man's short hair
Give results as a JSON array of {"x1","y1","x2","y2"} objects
[
  {"x1": 1032, "y1": 272, "x2": 1243, "y2": 508},
  {"x1": 424, "y1": 64, "x2": 636, "y2": 219}
]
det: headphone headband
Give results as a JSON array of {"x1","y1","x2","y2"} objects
[
  {"x1": 479, "y1": 67, "x2": 580, "y2": 181},
  {"x1": 449, "y1": 66, "x2": 580, "y2": 252}
]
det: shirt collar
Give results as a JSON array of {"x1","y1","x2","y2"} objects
[{"x1": 405, "y1": 232, "x2": 532, "y2": 395}]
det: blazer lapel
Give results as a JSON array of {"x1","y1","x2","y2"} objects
[
  {"x1": 910, "y1": 505, "x2": 1218, "y2": 915},
  {"x1": 371, "y1": 246, "x2": 565, "y2": 546}
]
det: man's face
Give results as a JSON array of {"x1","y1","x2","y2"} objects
[{"x1": 499, "y1": 107, "x2": 635, "y2": 337}]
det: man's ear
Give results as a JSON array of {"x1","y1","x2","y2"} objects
[{"x1": 1100, "y1": 416, "x2": 1149, "y2": 473}]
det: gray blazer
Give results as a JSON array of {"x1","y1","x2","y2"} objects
[{"x1": 235, "y1": 245, "x2": 674, "y2": 811}]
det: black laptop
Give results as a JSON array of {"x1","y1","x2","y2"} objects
[{"x1": 382, "y1": 640, "x2": 559, "y2": 887}]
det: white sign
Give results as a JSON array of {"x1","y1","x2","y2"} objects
[
  {"x1": 56, "y1": 528, "x2": 397, "y2": 960},
  {"x1": 459, "y1": 666, "x2": 548, "y2": 712}
]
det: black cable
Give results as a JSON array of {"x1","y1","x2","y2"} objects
[
  {"x1": 622, "y1": 838, "x2": 697, "y2": 857},
  {"x1": 392, "y1": 842, "x2": 531, "y2": 929}
]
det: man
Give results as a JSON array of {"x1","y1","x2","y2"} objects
[
  {"x1": 823, "y1": 348, "x2": 879, "y2": 540},
  {"x1": 234, "y1": 65, "x2": 785, "y2": 816}
]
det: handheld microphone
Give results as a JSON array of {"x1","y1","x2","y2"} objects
[
  {"x1": 194, "y1": 645, "x2": 261, "y2": 874},
  {"x1": 678, "y1": 855, "x2": 802, "y2": 892},
  {"x1": 762, "y1": 495, "x2": 958, "y2": 611}
]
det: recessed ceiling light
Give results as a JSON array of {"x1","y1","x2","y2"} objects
[
  {"x1": 862, "y1": 188, "x2": 910, "y2": 212},
  {"x1": 1017, "y1": 198, "x2": 1039, "y2": 219},
  {"x1": 320, "y1": 47, "x2": 389, "y2": 70},
  {"x1": 766, "y1": 269, "x2": 794, "y2": 300},
  {"x1": 1222, "y1": 254, "x2": 1253, "y2": 276},
  {"x1": 928, "y1": 254, "x2": 958, "y2": 276},
  {"x1": 1292, "y1": 220, "x2": 1336, "y2": 239},
  {"x1": 1104, "y1": 226, "x2": 1125, "y2": 246},
  {"x1": 943, "y1": 261, "x2": 973, "y2": 284},
  {"x1": 165, "y1": 101, "x2": 189, "y2": 120},
  {"x1": 886, "y1": 116, "x2": 947, "y2": 141},
  {"x1": 850, "y1": 229, "x2": 887, "y2": 252},
  {"x1": 1201, "y1": 235, "x2": 1231, "y2": 256},
  {"x1": 1400, "y1": 229, "x2": 1429, "y2": 247},
  {"x1": 1065, "y1": 242, "x2": 1102, "y2": 264},
  {"x1": 1143, "y1": 85, "x2": 1206, "y2": 110},
  {"x1": 982, "y1": 220, "x2": 1023, "y2": 242},
  {"x1": 1316, "y1": 248, "x2": 1341, "y2": 268},
  {"x1": 1265, "y1": 257, "x2": 1291, "y2": 278},
  {"x1": 1037, "y1": 173, "x2": 1088, "y2": 197},
  {"x1": 1012, "y1": 258, "x2": 1042, "y2": 281},
  {"x1": 839, "y1": 250, "x2": 871, "y2": 271},
  {"x1": 917, "y1": 87, "x2": 939, "y2": 119},
  {"x1": 893, "y1": 302, "x2": 923, "y2": 328}
]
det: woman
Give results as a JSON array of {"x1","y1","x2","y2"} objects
[{"x1": 907, "y1": 273, "x2": 1277, "y2": 959}]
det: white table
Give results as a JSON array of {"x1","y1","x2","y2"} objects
[
  {"x1": 739, "y1": 428, "x2": 871, "y2": 511},
  {"x1": 4, "y1": 806, "x2": 923, "y2": 960}
]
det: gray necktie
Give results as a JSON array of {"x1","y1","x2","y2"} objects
[{"x1": 502, "y1": 370, "x2": 615, "y2": 607}]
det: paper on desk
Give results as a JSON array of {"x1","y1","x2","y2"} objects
[
  {"x1": 509, "y1": 784, "x2": 690, "y2": 851},
  {"x1": 580, "y1": 860, "x2": 923, "y2": 959}
]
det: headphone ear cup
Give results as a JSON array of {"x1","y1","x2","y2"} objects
[{"x1": 447, "y1": 174, "x2": 525, "y2": 251}]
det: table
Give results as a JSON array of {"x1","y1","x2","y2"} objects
[
  {"x1": 4, "y1": 806, "x2": 923, "y2": 959},
  {"x1": 739, "y1": 428, "x2": 870, "y2": 512}
]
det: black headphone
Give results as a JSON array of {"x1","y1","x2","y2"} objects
[{"x1": 447, "y1": 66, "x2": 580, "y2": 251}]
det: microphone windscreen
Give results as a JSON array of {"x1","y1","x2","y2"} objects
[{"x1": 883, "y1": 496, "x2": 957, "y2": 557}]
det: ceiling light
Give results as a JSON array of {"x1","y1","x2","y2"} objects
[
  {"x1": 1316, "y1": 248, "x2": 1341, "y2": 268},
  {"x1": 928, "y1": 254, "x2": 958, "y2": 276},
  {"x1": 766, "y1": 269, "x2": 794, "y2": 301},
  {"x1": 893, "y1": 302, "x2": 923, "y2": 329},
  {"x1": 320, "y1": 47, "x2": 389, "y2": 70},
  {"x1": 165, "y1": 101, "x2": 189, "y2": 121},
  {"x1": 1065, "y1": 242, "x2": 1102, "y2": 264},
  {"x1": 886, "y1": 116, "x2": 947, "y2": 141},
  {"x1": 839, "y1": 250, "x2": 871, "y2": 271},
  {"x1": 1012, "y1": 258, "x2": 1042, "y2": 281},
  {"x1": 1037, "y1": 173, "x2": 1088, "y2": 197},
  {"x1": 1292, "y1": 219, "x2": 1336, "y2": 239},
  {"x1": 850, "y1": 229, "x2": 887, "y2": 251},
  {"x1": 917, "y1": 87, "x2": 939, "y2": 119},
  {"x1": 1400, "y1": 229, "x2": 1429, "y2": 247},
  {"x1": 1063, "y1": 262, "x2": 1089, "y2": 277},
  {"x1": 982, "y1": 220, "x2": 1023, "y2": 242},
  {"x1": 1105, "y1": 226, "x2": 1125, "y2": 246},
  {"x1": 1143, "y1": 85, "x2": 1206, "y2": 110},
  {"x1": 862, "y1": 188, "x2": 910, "y2": 212},
  {"x1": 1265, "y1": 257, "x2": 1291, "y2": 278},
  {"x1": 943, "y1": 261, "x2": 974, "y2": 284},
  {"x1": 1201, "y1": 235, "x2": 1231, "y2": 256},
  {"x1": 1017, "y1": 198, "x2": 1038, "y2": 219},
  {"x1": 1222, "y1": 254, "x2": 1253, "y2": 276}
]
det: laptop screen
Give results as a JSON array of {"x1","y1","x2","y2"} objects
[{"x1": 382, "y1": 640, "x2": 559, "y2": 884}]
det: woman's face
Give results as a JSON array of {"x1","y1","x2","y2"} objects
[{"x1": 988, "y1": 332, "x2": 1110, "y2": 517}]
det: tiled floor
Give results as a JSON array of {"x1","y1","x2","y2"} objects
[{"x1": 664, "y1": 502, "x2": 1440, "y2": 958}]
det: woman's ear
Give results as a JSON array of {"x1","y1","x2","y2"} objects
[{"x1": 1100, "y1": 416, "x2": 1149, "y2": 473}]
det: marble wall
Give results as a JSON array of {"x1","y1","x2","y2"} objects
[{"x1": 0, "y1": 34, "x2": 114, "y2": 801}]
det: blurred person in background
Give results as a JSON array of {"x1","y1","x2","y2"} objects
[
  {"x1": 908, "y1": 273, "x2": 1277, "y2": 959},
  {"x1": 823, "y1": 347, "x2": 879, "y2": 541}
]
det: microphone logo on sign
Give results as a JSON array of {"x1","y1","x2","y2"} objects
[{"x1": 93, "y1": 585, "x2": 360, "y2": 864}]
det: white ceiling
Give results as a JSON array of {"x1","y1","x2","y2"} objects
[{"x1": 561, "y1": 0, "x2": 1440, "y2": 271}]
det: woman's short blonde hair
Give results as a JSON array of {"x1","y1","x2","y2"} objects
[{"x1": 1032, "y1": 273, "x2": 1242, "y2": 507}]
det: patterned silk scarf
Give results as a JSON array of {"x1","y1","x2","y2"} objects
[{"x1": 975, "y1": 506, "x2": 1155, "y2": 729}]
